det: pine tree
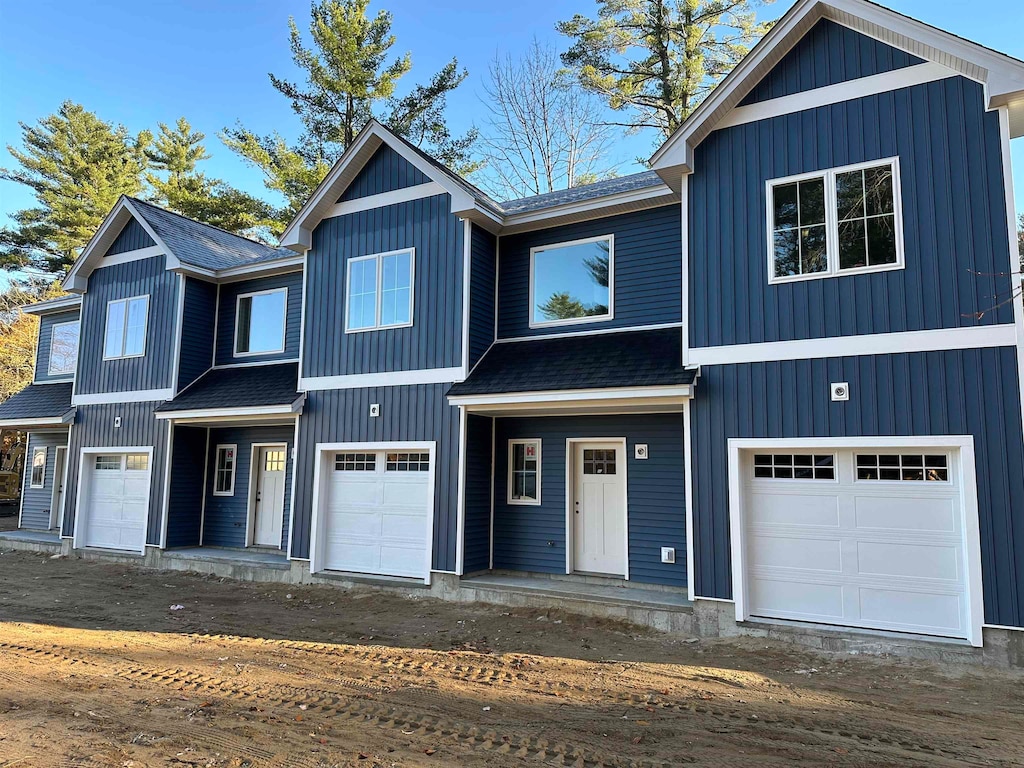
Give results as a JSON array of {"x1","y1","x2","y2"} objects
[
  {"x1": 558, "y1": 0, "x2": 774, "y2": 140},
  {"x1": 0, "y1": 102, "x2": 151, "y2": 273}
]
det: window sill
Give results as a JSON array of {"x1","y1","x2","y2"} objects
[{"x1": 767, "y1": 261, "x2": 904, "y2": 286}]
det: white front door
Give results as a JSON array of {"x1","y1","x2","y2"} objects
[
  {"x1": 573, "y1": 442, "x2": 626, "y2": 576},
  {"x1": 50, "y1": 446, "x2": 66, "y2": 530},
  {"x1": 81, "y1": 452, "x2": 151, "y2": 552},
  {"x1": 252, "y1": 446, "x2": 286, "y2": 548}
]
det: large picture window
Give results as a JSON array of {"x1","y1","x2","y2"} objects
[
  {"x1": 346, "y1": 248, "x2": 414, "y2": 332},
  {"x1": 767, "y1": 158, "x2": 903, "y2": 283},
  {"x1": 30, "y1": 446, "x2": 46, "y2": 488},
  {"x1": 103, "y1": 296, "x2": 149, "y2": 359},
  {"x1": 48, "y1": 320, "x2": 80, "y2": 375},
  {"x1": 213, "y1": 444, "x2": 236, "y2": 496},
  {"x1": 529, "y1": 235, "x2": 613, "y2": 328},
  {"x1": 508, "y1": 439, "x2": 541, "y2": 505},
  {"x1": 235, "y1": 288, "x2": 287, "y2": 356}
]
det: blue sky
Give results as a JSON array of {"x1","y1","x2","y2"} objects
[{"x1": 0, "y1": 0, "x2": 1022, "y2": 266}]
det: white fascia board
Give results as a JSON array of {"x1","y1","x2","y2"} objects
[
  {"x1": 155, "y1": 404, "x2": 302, "y2": 422},
  {"x1": 72, "y1": 388, "x2": 175, "y2": 406},
  {"x1": 22, "y1": 297, "x2": 82, "y2": 316},
  {"x1": 300, "y1": 366, "x2": 465, "y2": 391},
  {"x1": 212, "y1": 256, "x2": 304, "y2": 282},
  {"x1": 0, "y1": 417, "x2": 67, "y2": 429},
  {"x1": 447, "y1": 384, "x2": 693, "y2": 407},
  {"x1": 501, "y1": 185, "x2": 677, "y2": 231},
  {"x1": 689, "y1": 324, "x2": 1018, "y2": 366}
]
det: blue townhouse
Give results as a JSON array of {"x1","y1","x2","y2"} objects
[{"x1": 2, "y1": 0, "x2": 1024, "y2": 658}]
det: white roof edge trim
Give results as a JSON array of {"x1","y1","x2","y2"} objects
[
  {"x1": 21, "y1": 297, "x2": 82, "y2": 316},
  {"x1": 650, "y1": 0, "x2": 1024, "y2": 172},
  {"x1": 447, "y1": 384, "x2": 694, "y2": 406}
]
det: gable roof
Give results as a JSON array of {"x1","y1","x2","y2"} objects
[{"x1": 650, "y1": 0, "x2": 1024, "y2": 182}]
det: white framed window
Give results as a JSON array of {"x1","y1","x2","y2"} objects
[
  {"x1": 125, "y1": 453, "x2": 149, "y2": 472},
  {"x1": 213, "y1": 444, "x2": 236, "y2": 496},
  {"x1": 30, "y1": 446, "x2": 46, "y2": 488},
  {"x1": 103, "y1": 295, "x2": 149, "y2": 359},
  {"x1": 345, "y1": 248, "x2": 415, "y2": 332},
  {"x1": 766, "y1": 157, "x2": 904, "y2": 284},
  {"x1": 855, "y1": 453, "x2": 949, "y2": 482},
  {"x1": 386, "y1": 452, "x2": 430, "y2": 472},
  {"x1": 508, "y1": 439, "x2": 541, "y2": 505},
  {"x1": 48, "y1": 320, "x2": 80, "y2": 375},
  {"x1": 529, "y1": 235, "x2": 613, "y2": 328},
  {"x1": 234, "y1": 287, "x2": 288, "y2": 356},
  {"x1": 752, "y1": 453, "x2": 836, "y2": 480}
]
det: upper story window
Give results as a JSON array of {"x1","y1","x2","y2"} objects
[
  {"x1": 48, "y1": 320, "x2": 79, "y2": 376},
  {"x1": 767, "y1": 158, "x2": 903, "y2": 284},
  {"x1": 346, "y1": 248, "x2": 415, "y2": 333},
  {"x1": 103, "y1": 295, "x2": 149, "y2": 360},
  {"x1": 235, "y1": 287, "x2": 287, "y2": 357},
  {"x1": 530, "y1": 235, "x2": 614, "y2": 328}
]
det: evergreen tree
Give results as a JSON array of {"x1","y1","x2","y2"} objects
[
  {"x1": 558, "y1": 0, "x2": 774, "y2": 140},
  {"x1": 0, "y1": 102, "x2": 151, "y2": 273},
  {"x1": 223, "y1": 0, "x2": 476, "y2": 226}
]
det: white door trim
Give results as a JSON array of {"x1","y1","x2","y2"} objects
[
  {"x1": 726, "y1": 435, "x2": 984, "y2": 647},
  {"x1": 247, "y1": 442, "x2": 288, "y2": 549},
  {"x1": 49, "y1": 446, "x2": 66, "y2": 530},
  {"x1": 308, "y1": 441, "x2": 437, "y2": 584},
  {"x1": 564, "y1": 437, "x2": 629, "y2": 580},
  {"x1": 72, "y1": 446, "x2": 154, "y2": 555}
]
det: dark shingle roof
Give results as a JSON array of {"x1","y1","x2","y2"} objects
[
  {"x1": 0, "y1": 383, "x2": 74, "y2": 422},
  {"x1": 498, "y1": 172, "x2": 666, "y2": 215},
  {"x1": 156, "y1": 363, "x2": 300, "y2": 412},
  {"x1": 128, "y1": 198, "x2": 295, "y2": 271},
  {"x1": 447, "y1": 328, "x2": 695, "y2": 397}
]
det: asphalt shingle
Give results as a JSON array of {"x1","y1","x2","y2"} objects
[
  {"x1": 0, "y1": 382, "x2": 74, "y2": 422},
  {"x1": 155, "y1": 363, "x2": 300, "y2": 412},
  {"x1": 498, "y1": 172, "x2": 666, "y2": 215}
]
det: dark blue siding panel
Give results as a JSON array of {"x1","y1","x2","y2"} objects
[
  {"x1": 690, "y1": 347, "x2": 1024, "y2": 627},
  {"x1": 20, "y1": 430, "x2": 69, "y2": 530},
  {"x1": 691, "y1": 76, "x2": 1015, "y2": 347},
  {"x1": 739, "y1": 19, "x2": 924, "y2": 105},
  {"x1": 303, "y1": 195, "x2": 464, "y2": 377},
  {"x1": 492, "y1": 414, "x2": 687, "y2": 587},
  {"x1": 202, "y1": 424, "x2": 295, "y2": 549},
  {"x1": 178, "y1": 278, "x2": 217, "y2": 390},
  {"x1": 77, "y1": 255, "x2": 178, "y2": 395},
  {"x1": 339, "y1": 145, "x2": 430, "y2": 201},
  {"x1": 469, "y1": 225, "x2": 496, "y2": 368},
  {"x1": 165, "y1": 425, "x2": 205, "y2": 547},
  {"x1": 63, "y1": 402, "x2": 170, "y2": 546},
  {"x1": 463, "y1": 414, "x2": 492, "y2": 573},
  {"x1": 106, "y1": 217, "x2": 155, "y2": 255},
  {"x1": 214, "y1": 271, "x2": 303, "y2": 366},
  {"x1": 34, "y1": 309, "x2": 81, "y2": 383},
  {"x1": 497, "y1": 206, "x2": 681, "y2": 339},
  {"x1": 291, "y1": 384, "x2": 460, "y2": 569}
]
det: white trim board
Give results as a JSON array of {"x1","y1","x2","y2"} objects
[
  {"x1": 154, "y1": 404, "x2": 303, "y2": 423},
  {"x1": 300, "y1": 366, "x2": 465, "y2": 391},
  {"x1": 688, "y1": 325, "x2": 1018, "y2": 366},
  {"x1": 98, "y1": 244, "x2": 164, "y2": 268},
  {"x1": 448, "y1": 384, "x2": 694, "y2": 408},
  {"x1": 325, "y1": 182, "x2": 446, "y2": 220},
  {"x1": 495, "y1": 321, "x2": 683, "y2": 345},
  {"x1": 73, "y1": 388, "x2": 174, "y2": 406}
]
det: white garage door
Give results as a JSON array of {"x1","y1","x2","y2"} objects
[
  {"x1": 322, "y1": 450, "x2": 431, "y2": 579},
  {"x1": 82, "y1": 452, "x2": 151, "y2": 552},
  {"x1": 743, "y1": 448, "x2": 969, "y2": 639}
]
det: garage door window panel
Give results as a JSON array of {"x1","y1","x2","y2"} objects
[
  {"x1": 386, "y1": 452, "x2": 430, "y2": 472},
  {"x1": 335, "y1": 453, "x2": 376, "y2": 471},
  {"x1": 856, "y1": 453, "x2": 949, "y2": 482},
  {"x1": 753, "y1": 453, "x2": 835, "y2": 480}
]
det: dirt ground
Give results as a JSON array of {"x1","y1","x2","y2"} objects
[{"x1": 0, "y1": 551, "x2": 1021, "y2": 767}]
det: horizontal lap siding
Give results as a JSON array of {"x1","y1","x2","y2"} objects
[
  {"x1": 497, "y1": 206, "x2": 681, "y2": 339},
  {"x1": 34, "y1": 309, "x2": 80, "y2": 383},
  {"x1": 339, "y1": 145, "x2": 430, "y2": 201},
  {"x1": 178, "y1": 278, "x2": 217, "y2": 390},
  {"x1": 106, "y1": 218, "x2": 155, "y2": 254},
  {"x1": 76, "y1": 255, "x2": 178, "y2": 395},
  {"x1": 64, "y1": 402, "x2": 169, "y2": 546},
  {"x1": 469, "y1": 225, "x2": 496, "y2": 368},
  {"x1": 291, "y1": 384, "x2": 460, "y2": 570},
  {"x1": 691, "y1": 76, "x2": 1014, "y2": 348},
  {"x1": 690, "y1": 347, "x2": 1024, "y2": 627},
  {"x1": 202, "y1": 425, "x2": 295, "y2": 549},
  {"x1": 214, "y1": 272, "x2": 303, "y2": 366},
  {"x1": 492, "y1": 415, "x2": 687, "y2": 587},
  {"x1": 303, "y1": 195, "x2": 463, "y2": 377},
  {"x1": 739, "y1": 19, "x2": 924, "y2": 105},
  {"x1": 20, "y1": 431, "x2": 68, "y2": 530},
  {"x1": 165, "y1": 425, "x2": 205, "y2": 548},
  {"x1": 463, "y1": 414, "x2": 493, "y2": 573}
]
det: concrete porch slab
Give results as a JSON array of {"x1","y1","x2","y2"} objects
[
  {"x1": 0, "y1": 529, "x2": 63, "y2": 554},
  {"x1": 163, "y1": 547, "x2": 290, "y2": 569}
]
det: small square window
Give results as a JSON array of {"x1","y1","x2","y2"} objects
[
  {"x1": 48, "y1": 320, "x2": 79, "y2": 376},
  {"x1": 235, "y1": 288, "x2": 287, "y2": 356},
  {"x1": 103, "y1": 296, "x2": 149, "y2": 359},
  {"x1": 508, "y1": 440, "x2": 541, "y2": 504},
  {"x1": 530, "y1": 236, "x2": 613, "y2": 328}
]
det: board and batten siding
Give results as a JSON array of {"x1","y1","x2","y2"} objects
[
  {"x1": 689, "y1": 347, "x2": 1024, "y2": 627},
  {"x1": 468, "y1": 225, "x2": 497, "y2": 369},
  {"x1": 75, "y1": 254, "x2": 178, "y2": 395},
  {"x1": 178, "y1": 278, "x2": 217, "y2": 391},
  {"x1": 20, "y1": 430, "x2": 69, "y2": 530},
  {"x1": 339, "y1": 145, "x2": 430, "y2": 202},
  {"x1": 739, "y1": 19, "x2": 924, "y2": 105},
  {"x1": 491, "y1": 414, "x2": 687, "y2": 587},
  {"x1": 105, "y1": 217, "x2": 155, "y2": 255},
  {"x1": 291, "y1": 384, "x2": 460, "y2": 570},
  {"x1": 302, "y1": 195, "x2": 464, "y2": 377},
  {"x1": 690, "y1": 76, "x2": 1014, "y2": 349},
  {"x1": 463, "y1": 413, "x2": 493, "y2": 574},
  {"x1": 165, "y1": 425, "x2": 206, "y2": 548},
  {"x1": 214, "y1": 271, "x2": 303, "y2": 366},
  {"x1": 496, "y1": 206, "x2": 682, "y2": 339},
  {"x1": 201, "y1": 424, "x2": 295, "y2": 550},
  {"x1": 34, "y1": 309, "x2": 80, "y2": 382},
  {"x1": 62, "y1": 402, "x2": 170, "y2": 546}
]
